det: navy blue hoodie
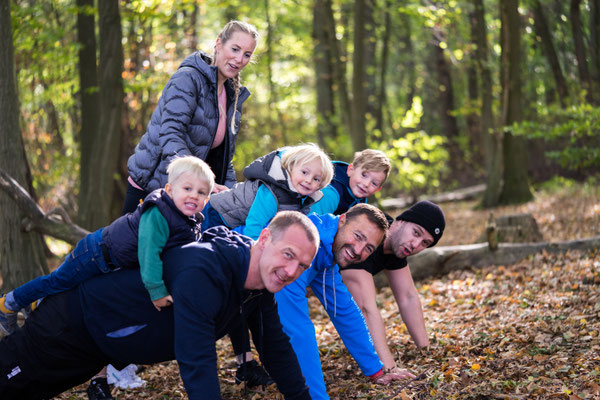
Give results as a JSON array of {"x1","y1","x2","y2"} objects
[{"x1": 77, "y1": 227, "x2": 310, "y2": 400}]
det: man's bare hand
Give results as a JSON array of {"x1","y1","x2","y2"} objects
[{"x1": 374, "y1": 366, "x2": 416, "y2": 385}]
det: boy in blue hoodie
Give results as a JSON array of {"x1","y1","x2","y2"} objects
[{"x1": 0, "y1": 156, "x2": 213, "y2": 335}]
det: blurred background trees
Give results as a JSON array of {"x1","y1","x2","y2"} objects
[{"x1": 3, "y1": 0, "x2": 600, "y2": 287}]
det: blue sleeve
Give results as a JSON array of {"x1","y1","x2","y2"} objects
[
  {"x1": 275, "y1": 275, "x2": 329, "y2": 400},
  {"x1": 310, "y1": 185, "x2": 340, "y2": 215},
  {"x1": 242, "y1": 184, "x2": 278, "y2": 240},
  {"x1": 309, "y1": 265, "x2": 383, "y2": 377}
]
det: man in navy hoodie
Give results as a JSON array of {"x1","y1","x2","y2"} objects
[{"x1": 0, "y1": 211, "x2": 318, "y2": 400}]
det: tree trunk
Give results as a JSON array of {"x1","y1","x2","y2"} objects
[
  {"x1": 79, "y1": 0, "x2": 124, "y2": 229},
  {"x1": 590, "y1": 0, "x2": 600, "y2": 95},
  {"x1": 265, "y1": 0, "x2": 287, "y2": 147},
  {"x1": 324, "y1": 0, "x2": 353, "y2": 141},
  {"x1": 313, "y1": 0, "x2": 337, "y2": 147},
  {"x1": 532, "y1": 0, "x2": 569, "y2": 106},
  {"x1": 76, "y1": 0, "x2": 100, "y2": 222},
  {"x1": 431, "y1": 23, "x2": 464, "y2": 180},
  {"x1": 351, "y1": 0, "x2": 368, "y2": 151},
  {"x1": 363, "y1": 0, "x2": 377, "y2": 136},
  {"x1": 472, "y1": 0, "x2": 501, "y2": 208},
  {"x1": 0, "y1": 0, "x2": 48, "y2": 291},
  {"x1": 376, "y1": 0, "x2": 392, "y2": 136},
  {"x1": 498, "y1": 0, "x2": 533, "y2": 205},
  {"x1": 570, "y1": 0, "x2": 595, "y2": 103},
  {"x1": 467, "y1": 8, "x2": 482, "y2": 164}
]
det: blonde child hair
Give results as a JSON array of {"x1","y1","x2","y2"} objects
[
  {"x1": 167, "y1": 156, "x2": 216, "y2": 193},
  {"x1": 352, "y1": 149, "x2": 391, "y2": 185},
  {"x1": 281, "y1": 143, "x2": 334, "y2": 190}
]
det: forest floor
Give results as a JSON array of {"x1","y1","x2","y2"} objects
[{"x1": 48, "y1": 179, "x2": 599, "y2": 399}]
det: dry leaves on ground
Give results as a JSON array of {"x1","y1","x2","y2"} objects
[{"x1": 56, "y1": 182, "x2": 600, "y2": 399}]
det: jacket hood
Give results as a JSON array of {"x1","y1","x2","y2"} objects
[{"x1": 179, "y1": 51, "x2": 217, "y2": 84}]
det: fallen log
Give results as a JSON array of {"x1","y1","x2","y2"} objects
[
  {"x1": 381, "y1": 183, "x2": 486, "y2": 210},
  {"x1": 0, "y1": 169, "x2": 88, "y2": 245},
  {"x1": 374, "y1": 236, "x2": 600, "y2": 288}
]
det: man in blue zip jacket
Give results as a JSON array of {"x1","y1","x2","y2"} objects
[
  {"x1": 0, "y1": 211, "x2": 318, "y2": 400},
  {"x1": 275, "y1": 204, "x2": 415, "y2": 400}
]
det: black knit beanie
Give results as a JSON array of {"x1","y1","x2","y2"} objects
[{"x1": 396, "y1": 200, "x2": 445, "y2": 247}]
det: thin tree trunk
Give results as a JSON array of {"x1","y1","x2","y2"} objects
[
  {"x1": 351, "y1": 0, "x2": 368, "y2": 151},
  {"x1": 532, "y1": 0, "x2": 568, "y2": 106},
  {"x1": 590, "y1": 0, "x2": 600, "y2": 94},
  {"x1": 467, "y1": 8, "x2": 482, "y2": 163},
  {"x1": 570, "y1": 0, "x2": 594, "y2": 103},
  {"x1": 376, "y1": 0, "x2": 392, "y2": 135},
  {"x1": 0, "y1": 0, "x2": 48, "y2": 291},
  {"x1": 324, "y1": 0, "x2": 353, "y2": 138},
  {"x1": 265, "y1": 0, "x2": 287, "y2": 146},
  {"x1": 314, "y1": 0, "x2": 337, "y2": 147},
  {"x1": 363, "y1": 0, "x2": 377, "y2": 136},
  {"x1": 498, "y1": 0, "x2": 533, "y2": 205},
  {"x1": 76, "y1": 0, "x2": 100, "y2": 221},
  {"x1": 431, "y1": 23, "x2": 464, "y2": 180},
  {"x1": 79, "y1": 0, "x2": 124, "y2": 229},
  {"x1": 400, "y1": 11, "x2": 416, "y2": 111}
]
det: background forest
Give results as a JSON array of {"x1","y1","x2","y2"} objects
[{"x1": 1, "y1": 1, "x2": 600, "y2": 301}]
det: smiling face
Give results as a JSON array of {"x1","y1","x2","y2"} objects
[
  {"x1": 165, "y1": 172, "x2": 211, "y2": 217},
  {"x1": 347, "y1": 164, "x2": 386, "y2": 198},
  {"x1": 386, "y1": 220, "x2": 434, "y2": 258},
  {"x1": 332, "y1": 214, "x2": 385, "y2": 267},
  {"x1": 214, "y1": 31, "x2": 257, "y2": 84},
  {"x1": 289, "y1": 158, "x2": 324, "y2": 196},
  {"x1": 256, "y1": 224, "x2": 317, "y2": 293}
]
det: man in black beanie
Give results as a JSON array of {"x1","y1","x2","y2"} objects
[{"x1": 339, "y1": 200, "x2": 445, "y2": 374}]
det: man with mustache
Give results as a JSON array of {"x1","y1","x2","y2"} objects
[
  {"x1": 340, "y1": 200, "x2": 445, "y2": 375},
  {"x1": 0, "y1": 211, "x2": 318, "y2": 400},
  {"x1": 275, "y1": 203, "x2": 415, "y2": 400}
]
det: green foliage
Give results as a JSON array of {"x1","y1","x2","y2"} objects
[{"x1": 511, "y1": 104, "x2": 600, "y2": 171}]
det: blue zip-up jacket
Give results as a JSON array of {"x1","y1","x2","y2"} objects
[
  {"x1": 78, "y1": 227, "x2": 310, "y2": 400},
  {"x1": 275, "y1": 213, "x2": 383, "y2": 400},
  {"x1": 310, "y1": 162, "x2": 366, "y2": 215}
]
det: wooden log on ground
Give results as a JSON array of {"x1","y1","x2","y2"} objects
[
  {"x1": 0, "y1": 169, "x2": 88, "y2": 245},
  {"x1": 381, "y1": 183, "x2": 486, "y2": 210},
  {"x1": 374, "y1": 235, "x2": 600, "y2": 288}
]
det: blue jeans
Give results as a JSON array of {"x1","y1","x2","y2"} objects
[{"x1": 8, "y1": 229, "x2": 113, "y2": 311}]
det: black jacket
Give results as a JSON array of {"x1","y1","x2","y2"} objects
[{"x1": 78, "y1": 227, "x2": 310, "y2": 400}]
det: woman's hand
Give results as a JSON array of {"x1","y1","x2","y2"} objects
[{"x1": 211, "y1": 184, "x2": 229, "y2": 194}]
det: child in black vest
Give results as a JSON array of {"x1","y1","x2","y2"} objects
[
  {"x1": 0, "y1": 156, "x2": 214, "y2": 335},
  {"x1": 311, "y1": 149, "x2": 391, "y2": 215}
]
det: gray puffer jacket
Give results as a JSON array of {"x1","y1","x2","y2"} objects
[{"x1": 127, "y1": 52, "x2": 250, "y2": 191}]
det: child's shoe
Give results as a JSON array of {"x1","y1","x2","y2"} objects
[
  {"x1": 86, "y1": 376, "x2": 114, "y2": 400},
  {"x1": 0, "y1": 294, "x2": 18, "y2": 335},
  {"x1": 235, "y1": 359, "x2": 275, "y2": 388}
]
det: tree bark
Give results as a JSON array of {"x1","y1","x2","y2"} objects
[
  {"x1": 498, "y1": 0, "x2": 533, "y2": 205},
  {"x1": 375, "y1": 0, "x2": 392, "y2": 135},
  {"x1": 0, "y1": 0, "x2": 48, "y2": 291},
  {"x1": 532, "y1": 0, "x2": 569, "y2": 106},
  {"x1": 324, "y1": 0, "x2": 353, "y2": 140},
  {"x1": 76, "y1": 0, "x2": 100, "y2": 222},
  {"x1": 570, "y1": 0, "x2": 595, "y2": 103},
  {"x1": 265, "y1": 0, "x2": 287, "y2": 147},
  {"x1": 363, "y1": 0, "x2": 377, "y2": 136},
  {"x1": 351, "y1": 0, "x2": 368, "y2": 151},
  {"x1": 471, "y1": 0, "x2": 502, "y2": 208},
  {"x1": 313, "y1": 0, "x2": 337, "y2": 147},
  {"x1": 79, "y1": 0, "x2": 124, "y2": 229},
  {"x1": 590, "y1": 0, "x2": 600, "y2": 95}
]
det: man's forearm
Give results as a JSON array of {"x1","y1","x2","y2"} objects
[{"x1": 397, "y1": 296, "x2": 429, "y2": 347}]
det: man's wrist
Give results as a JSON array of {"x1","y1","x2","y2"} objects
[{"x1": 368, "y1": 368, "x2": 384, "y2": 382}]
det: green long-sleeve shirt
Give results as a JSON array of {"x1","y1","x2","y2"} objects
[{"x1": 138, "y1": 205, "x2": 170, "y2": 301}]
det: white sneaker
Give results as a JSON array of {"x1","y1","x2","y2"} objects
[{"x1": 106, "y1": 364, "x2": 146, "y2": 389}]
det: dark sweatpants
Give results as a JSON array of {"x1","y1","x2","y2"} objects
[{"x1": 0, "y1": 291, "x2": 110, "y2": 400}]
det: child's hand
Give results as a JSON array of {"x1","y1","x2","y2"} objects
[{"x1": 152, "y1": 295, "x2": 174, "y2": 311}]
